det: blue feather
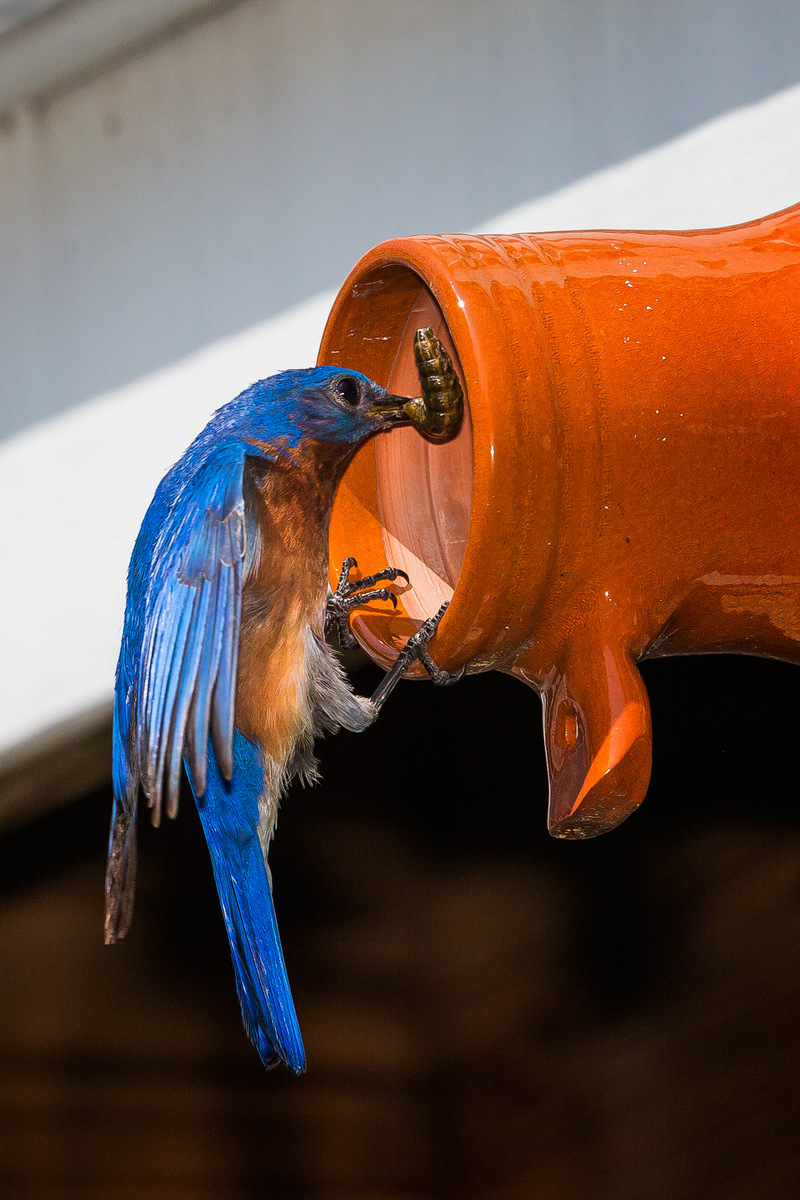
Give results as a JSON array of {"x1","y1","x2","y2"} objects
[
  {"x1": 135, "y1": 442, "x2": 248, "y2": 823},
  {"x1": 190, "y1": 730, "x2": 306, "y2": 1073}
]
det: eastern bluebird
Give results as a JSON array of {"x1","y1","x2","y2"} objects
[{"x1": 105, "y1": 361, "x2": 461, "y2": 1072}]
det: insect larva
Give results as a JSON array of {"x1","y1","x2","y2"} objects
[{"x1": 403, "y1": 327, "x2": 464, "y2": 442}]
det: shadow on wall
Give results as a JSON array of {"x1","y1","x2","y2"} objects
[{"x1": 0, "y1": 654, "x2": 799, "y2": 1197}]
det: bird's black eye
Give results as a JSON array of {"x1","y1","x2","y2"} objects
[{"x1": 335, "y1": 376, "x2": 360, "y2": 406}]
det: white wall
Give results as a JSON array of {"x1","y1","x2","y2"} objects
[{"x1": 0, "y1": 0, "x2": 67, "y2": 37}]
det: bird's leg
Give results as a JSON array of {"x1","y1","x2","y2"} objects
[
  {"x1": 326, "y1": 556, "x2": 409, "y2": 648},
  {"x1": 369, "y1": 602, "x2": 464, "y2": 710}
]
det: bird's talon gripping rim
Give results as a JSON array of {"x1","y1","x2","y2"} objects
[
  {"x1": 417, "y1": 645, "x2": 465, "y2": 687},
  {"x1": 398, "y1": 601, "x2": 460, "y2": 683},
  {"x1": 368, "y1": 600, "x2": 461, "y2": 710}
]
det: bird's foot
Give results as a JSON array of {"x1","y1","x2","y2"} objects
[
  {"x1": 326, "y1": 556, "x2": 409, "y2": 648},
  {"x1": 370, "y1": 601, "x2": 464, "y2": 709},
  {"x1": 394, "y1": 602, "x2": 464, "y2": 685}
]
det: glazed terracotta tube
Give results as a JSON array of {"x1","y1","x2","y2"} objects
[{"x1": 318, "y1": 203, "x2": 800, "y2": 839}]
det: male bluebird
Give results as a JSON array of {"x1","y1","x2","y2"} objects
[{"x1": 104, "y1": 364, "x2": 459, "y2": 1072}]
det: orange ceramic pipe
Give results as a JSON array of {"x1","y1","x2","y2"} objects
[{"x1": 318, "y1": 204, "x2": 800, "y2": 839}]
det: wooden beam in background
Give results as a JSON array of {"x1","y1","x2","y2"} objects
[{"x1": 0, "y1": 702, "x2": 112, "y2": 832}]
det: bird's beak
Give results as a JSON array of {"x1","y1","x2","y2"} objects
[{"x1": 367, "y1": 389, "x2": 415, "y2": 426}]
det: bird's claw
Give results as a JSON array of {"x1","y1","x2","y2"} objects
[
  {"x1": 367, "y1": 600, "x2": 462, "y2": 710},
  {"x1": 326, "y1": 556, "x2": 410, "y2": 647},
  {"x1": 392, "y1": 601, "x2": 464, "y2": 686}
]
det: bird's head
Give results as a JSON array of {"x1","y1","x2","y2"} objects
[
  {"x1": 225, "y1": 367, "x2": 412, "y2": 455},
  {"x1": 286, "y1": 366, "x2": 413, "y2": 445}
]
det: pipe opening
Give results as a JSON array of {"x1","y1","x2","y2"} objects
[{"x1": 323, "y1": 265, "x2": 473, "y2": 649}]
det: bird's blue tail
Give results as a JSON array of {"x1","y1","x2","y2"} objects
[{"x1": 188, "y1": 729, "x2": 306, "y2": 1073}]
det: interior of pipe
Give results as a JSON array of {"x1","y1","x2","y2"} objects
[{"x1": 373, "y1": 278, "x2": 473, "y2": 621}]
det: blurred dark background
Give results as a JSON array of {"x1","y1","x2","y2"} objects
[{"x1": 1, "y1": 651, "x2": 799, "y2": 1199}]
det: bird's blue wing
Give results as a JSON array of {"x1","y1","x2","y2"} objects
[
  {"x1": 106, "y1": 439, "x2": 259, "y2": 941},
  {"x1": 136, "y1": 440, "x2": 254, "y2": 825}
]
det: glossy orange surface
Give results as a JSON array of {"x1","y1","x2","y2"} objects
[{"x1": 319, "y1": 204, "x2": 800, "y2": 839}]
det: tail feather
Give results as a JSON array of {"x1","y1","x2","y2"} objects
[
  {"x1": 104, "y1": 794, "x2": 138, "y2": 944},
  {"x1": 189, "y1": 729, "x2": 306, "y2": 1073},
  {"x1": 106, "y1": 682, "x2": 139, "y2": 944}
]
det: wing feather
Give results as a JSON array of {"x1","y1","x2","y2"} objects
[
  {"x1": 185, "y1": 575, "x2": 225, "y2": 795},
  {"x1": 210, "y1": 565, "x2": 239, "y2": 779},
  {"x1": 133, "y1": 443, "x2": 259, "y2": 824}
]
